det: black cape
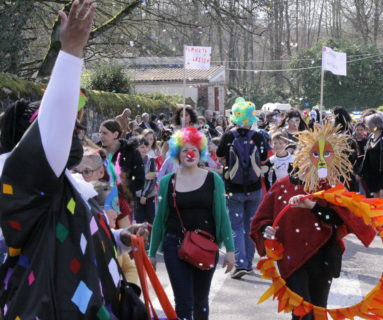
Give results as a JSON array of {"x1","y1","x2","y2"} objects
[{"x1": 0, "y1": 122, "x2": 145, "y2": 319}]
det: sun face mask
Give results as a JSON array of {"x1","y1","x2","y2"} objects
[
  {"x1": 292, "y1": 122, "x2": 353, "y2": 192},
  {"x1": 309, "y1": 137, "x2": 335, "y2": 179}
]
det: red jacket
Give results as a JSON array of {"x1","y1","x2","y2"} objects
[{"x1": 250, "y1": 176, "x2": 375, "y2": 279}]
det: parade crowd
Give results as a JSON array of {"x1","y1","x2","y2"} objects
[{"x1": 0, "y1": 1, "x2": 379, "y2": 320}]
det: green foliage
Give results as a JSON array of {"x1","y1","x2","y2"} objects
[
  {"x1": 136, "y1": 92, "x2": 183, "y2": 105},
  {"x1": 377, "y1": 106, "x2": 383, "y2": 111},
  {"x1": 0, "y1": 73, "x2": 44, "y2": 103},
  {"x1": 85, "y1": 90, "x2": 177, "y2": 118},
  {"x1": 288, "y1": 39, "x2": 383, "y2": 110},
  {"x1": 0, "y1": 72, "x2": 176, "y2": 117},
  {"x1": 83, "y1": 61, "x2": 133, "y2": 94}
]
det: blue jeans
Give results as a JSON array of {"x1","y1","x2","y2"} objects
[
  {"x1": 227, "y1": 190, "x2": 262, "y2": 270},
  {"x1": 163, "y1": 234, "x2": 218, "y2": 320}
]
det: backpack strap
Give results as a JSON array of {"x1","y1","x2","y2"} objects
[
  {"x1": 231, "y1": 128, "x2": 240, "y2": 138},
  {"x1": 246, "y1": 130, "x2": 256, "y2": 140}
]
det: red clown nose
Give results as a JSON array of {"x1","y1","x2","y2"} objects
[{"x1": 186, "y1": 151, "x2": 195, "y2": 160}]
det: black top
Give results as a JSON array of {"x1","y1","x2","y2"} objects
[
  {"x1": 216, "y1": 128, "x2": 267, "y2": 193},
  {"x1": 166, "y1": 172, "x2": 215, "y2": 237},
  {"x1": 356, "y1": 138, "x2": 367, "y2": 156},
  {"x1": 112, "y1": 138, "x2": 145, "y2": 193},
  {"x1": 361, "y1": 132, "x2": 383, "y2": 176}
]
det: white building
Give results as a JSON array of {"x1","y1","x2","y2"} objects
[{"x1": 126, "y1": 57, "x2": 226, "y2": 113}]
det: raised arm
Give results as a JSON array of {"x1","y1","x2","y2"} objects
[{"x1": 38, "y1": 0, "x2": 96, "y2": 177}]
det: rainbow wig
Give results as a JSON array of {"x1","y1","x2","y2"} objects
[
  {"x1": 230, "y1": 97, "x2": 259, "y2": 127},
  {"x1": 168, "y1": 127, "x2": 208, "y2": 162}
]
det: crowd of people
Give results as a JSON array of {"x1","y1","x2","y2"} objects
[{"x1": 0, "y1": 1, "x2": 380, "y2": 319}]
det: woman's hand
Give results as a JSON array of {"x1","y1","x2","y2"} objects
[
  {"x1": 140, "y1": 197, "x2": 147, "y2": 205},
  {"x1": 289, "y1": 195, "x2": 316, "y2": 210},
  {"x1": 150, "y1": 257, "x2": 157, "y2": 271},
  {"x1": 222, "y1": 251, "x2": 235, "y2": 274},
  {"x1": 145, "y1": 172, "x2": 156, "y2": 180},
  {"x1": 263, "y1": 226, "x2": 277, "y2": 240}
]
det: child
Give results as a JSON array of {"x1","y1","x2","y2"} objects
[
  {"x1": 74, "y1": 149, "x2": 139, "y2": 285},
  {"x1": 135, "y1": 136, "x2": 157, "y2": 224},
  {"x1": 264, "y1": 132, "x2": 294, "y2": 189},
  {"x1": 204, "y1": 137, "x2": 223, "y2": 175}
]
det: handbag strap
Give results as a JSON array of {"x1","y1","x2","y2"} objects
[
  {"x1": 172, "y1": 173, "x2": 186, "y2": 233},
  {"x1": 131, "y1": 235, "x2": 178, "y2": 320}
]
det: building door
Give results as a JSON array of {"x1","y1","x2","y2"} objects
[{"x1": 214, "y1": 87, "x2": 219, "y2": 111}]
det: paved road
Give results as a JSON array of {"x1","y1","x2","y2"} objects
[{"x1": 150, "y1": 234, "x2": 382, "y2": 319}]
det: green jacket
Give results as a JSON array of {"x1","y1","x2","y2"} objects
[{"x1": 149, "y1": 171, "x2": 235, "y2": 257}]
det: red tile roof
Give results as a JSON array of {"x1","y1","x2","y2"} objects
[{"x1": 128, "y1": 66, "x2": 224, "y2": 82}]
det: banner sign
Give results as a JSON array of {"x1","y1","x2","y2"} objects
[
  {"x1": 184, "y1": 46, "x2": 212, "y2": 70},
  {"x1": 322, "y1": 47, "x2": 347, "y2": 76}
]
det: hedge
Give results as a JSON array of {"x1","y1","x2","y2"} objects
[
  {"x1": 0, "y1": 73, "x2": 44, "y2": 105},
  {"x1": 0, "y1": 73, "x2": 177, "y2": 118},
  {"x1": 85, "y1": 89, "x2": 177, "y2": 118}
]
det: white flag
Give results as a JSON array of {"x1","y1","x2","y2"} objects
[
  {"x1": 322, "y1": 47, "x2": 347, "y2": 76},
  {"x1": 184, "y1": 46, "x2": 212, "y2": 70}
]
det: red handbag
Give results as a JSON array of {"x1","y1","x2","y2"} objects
[{"x1": 172, "y1": 174, "x2": 218, "y2": 270}]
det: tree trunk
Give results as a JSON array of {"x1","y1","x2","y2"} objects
[
  {"x1": 317, "y1": 0, "x2": 325, "y2": 42},
  {"x1": 373, "y1": 0, "x2": 381, "y2": 44},
  {"x1": 285, "y1": 0, "x2": 291, "y2": 56},
  {"x1": 37, "y1": 0, "x2": 141, "y2": 78}
]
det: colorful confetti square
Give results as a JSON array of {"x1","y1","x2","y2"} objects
[
  {"x1": 7, "y1": 220, "x2": 21, "y2": 231},
  {"x1": 56, "y1": 223, "x2": 69, "y2": 243},
  {"x1": 18, "y1": 255, "x2": 29, "y2": 268},
  {"x1": 108, "y1": 259, "x2": 120, "y2": 287},
  {"x1": 67, "y1": 198, "x2": 76, "y2": 215},
  {"x1": 28, "y1": 271, "x2": 35, "y2": 286},
  {"x1": 2, "y1": 184, "x2": 13, "y2": 195},
  {"x1": 4, "y1": 268, "x2": 13, "y2": 290},
  {"x1": 70, "y1": 258, "x2": 81, "y2": 275},
  {"x1": 96, "y1": 305, "x2": 110, "y2": 320},
  {"x1": 90, "y1": 216, "x2": 98, "y2": 235},
  {"x1": 98, "y1": 214, "x2": 111, "y2": 239},
  {"x1": 80, "y1": 234, "x2": 87, "y2": 255},
  {"x1": 9, "y1": 247, "x2": 21, "y2": 257},
  {"x1": 71, "y1": 281, "x2": 93, "y2": 314}
]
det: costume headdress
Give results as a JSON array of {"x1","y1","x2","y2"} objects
[
  {"x1": 230, "y1": 97, "x2": 258, "y2": 127},
  {"x1": 292, "y1": 121, "x2": 353, "y2": 192},
  {"x1": 168, "y1": 127, "x2": 208, "y2": 161}
]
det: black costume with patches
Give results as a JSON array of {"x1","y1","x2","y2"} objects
[{"x1": 0, "y1": 122, "x2": 146, "y2": 319}]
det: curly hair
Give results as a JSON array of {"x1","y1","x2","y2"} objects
[
  {"x1": 173, "y1": 106, "x2": 198, "y2": 126},
  {"x1": 168, "y1": 127, "x2": 208, "y2": 162}
]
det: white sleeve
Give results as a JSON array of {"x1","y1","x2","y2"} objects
[
  {"x1": 38, "y1": 51, "x2": 83, "y2": 177},
  {"x1": 112, "y1": 229, "x2": 131, "y2": 254}
]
